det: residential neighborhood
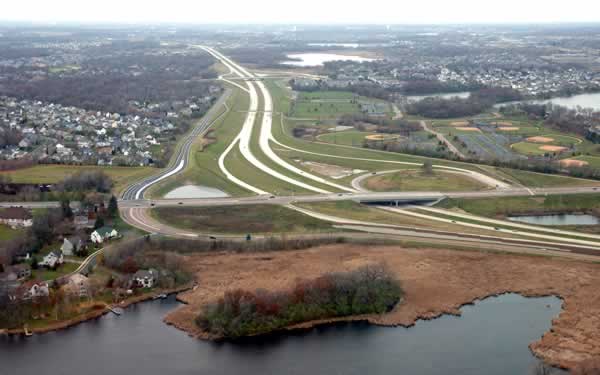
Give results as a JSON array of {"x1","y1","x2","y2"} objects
[{"x1": 0, "y1": 93, "x2": 220, "y2": 166}]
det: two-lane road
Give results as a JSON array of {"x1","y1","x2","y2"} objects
[{"x1": 120, "y1": 89, "x2": 231, "y2": 200}]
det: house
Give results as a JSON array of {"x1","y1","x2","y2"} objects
[
  {"x1": 8, "y1": 264, "x2": 31, "y2": 280},
  {"x1": 60, "y1": 238, "x2": 74, "y2": 256},
  {"x1": 91, "y1": 227, "x2": 119, "y2": 244},
  {"x1": 0, "y1": 207, "x2": 33, "y2": 228},
  {"x1": 60, "y1": 236, "x2": 85, "y2": 256},
  {"x1": 40, "y1": 250, "x2": 64, "y2": 268},
  {"x1": 131, "y1": 269, "x2": 158, "y2": 289},
  {"x1": 63, "y1": 274, "x2": 89, "y2": 298},
  {"x1": 19, "y1": 281, "x2": 49, "y2": 300}
]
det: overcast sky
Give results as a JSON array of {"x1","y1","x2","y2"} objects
[{"x1": 2, "y1": 0, "x2": 600, "y2": 24}]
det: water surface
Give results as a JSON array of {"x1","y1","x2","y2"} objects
[
  {"x1": 164, "y1": 185, "x2": 229, "y2": 199},
  {"x1": 498, "y1": 92, "x2": 600, "y2": 110},
  {"x1": 282, "y1": 53, "x2": 375, "y2": 67},
  {"x1": 509, "y1": 213, "x2": 600, "y2": 226},
  {"x1": 0, "y1": 293, "x2": 563, "y2": 375}
]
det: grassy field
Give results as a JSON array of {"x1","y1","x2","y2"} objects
[
  {"x1": 148, "y1": 87, "x2": 251, "y2": 198},
  {"x1": 266, "y1": 80, "x2": 600, "y2": 189},
  {"x1": 0, "y1": 165, "x2": 156, "y2": 195},
  {"x1": 290, "y1": 90, "x2": 390, "y2": 119},
  {"x1": 438, "y1": 193, "x2": 600, "y2": 217},
  {"x1": 362, "y1": 170, "x2": 489, "y2": 192},
  {"x1": 31, "y1": 262, "x2": 79, "y2": 281},
  {"x1": 571, "y1": 155, "x2": 600, "y2": 168},
  {"x1": 0, "y1": 224, "x2": 22, "y2": 241},
  {"x1": 317, "y1": 131, "x2": 377, "y2": 146},
  {"x1": 295, "y1": 201, "x2": 528, "y2": 239},
  {"x1": 151, "y1": 205, "x2": 334, "y2": 234},
  {"x1": 510, "y1": 141, "x2": 559, "y2": 156},
  {"x1": 499, "y1": 168, "x2": 600, "y2": 188}
]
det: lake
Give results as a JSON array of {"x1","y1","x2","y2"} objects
[
  {"x1": 0, "y1": 293, "x2": 563, "y2": 375},
  {"x1": 497, "y1": 92, "x2": 600, "y2": 111},
  {"x1": 281, "y1": 53, "x2": 375, "y2": 67},
  {"x1": 164, "y1": 185, "x2": 229, "y2": 199},
  {"x1": 509, "y1": 213, "x2": 600, "y2": 226}
]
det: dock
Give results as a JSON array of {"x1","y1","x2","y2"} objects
[{"x1": 108, "y1": 306, "x2": 123, "y2": 316}]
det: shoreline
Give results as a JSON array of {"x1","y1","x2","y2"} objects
[
  {"x1": 162, "y1": 244, "x2": 600, "y2": 370},
  {"x1": 4, "y1": 283, "x2": 194, "y2": 336}
]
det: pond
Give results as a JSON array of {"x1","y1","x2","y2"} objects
[
  {"x1": 497, "y1": 92, "x2": 600, "y2": 111},
  {"x1": 0, "y1": 293, "x2": 563, "y2": 375},
  {"x1": 281, "y1": 53, "x2": 375, "y2": 67},
  {"x1": 164, "y1": 185, "x2": 229, "y2": 199},
  {"x1": 509, "y1": 213, "x2": 600, "y2": 226}
]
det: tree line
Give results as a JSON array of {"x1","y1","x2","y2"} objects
[
  {"x1": 196, "y1": 263, "x2": 402, "y2": 338},
  {"x1": 406, "y1": 87, "x2": 522, "y2": 118}
]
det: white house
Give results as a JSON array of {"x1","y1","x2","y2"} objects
[
  {"x1": 60, "y1": 238, "x2": 74, "y2": 256},
  {"x1": 40, "y1": 251, "x2": 64, "y2": 268},
  {"x1": 91, "y1": 227, "x2": 119, "y2": 244},
  {"x1": 132, "y1": 269, "x2": 158, "y2": 288},
  {"x1": 20, "y1": 281, "x2": 49, "y2": 300}
]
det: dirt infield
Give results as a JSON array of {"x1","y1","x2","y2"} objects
[
  {"x1": 164, "y1": 245, "x2": 600, "y2": 369},
  {"x1": 365, "y1": 134, "x2": 400, "y2": 141},
  {"x1": 456, "y1": 127, "x2": 481, "y2": 132},
  {"x1": 527, "y1": 136, "x2": 555, "y2": 143},
  {"x1": 450, "y1": 121, "x2": 470, "y2": 126},
  {"x1": 498, "y1": 127, "x2": 520, "y2": 131},
  {"x1": 540, "y1": 145, "x2": 568, "y2": 152},
  {"x1": 560, "y1": 159, "x2": 589, "y2": 168}
]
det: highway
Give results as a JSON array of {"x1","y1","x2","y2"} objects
[
  {"x1": 4, "y1": 47, "x2": 600, "y2": 262},
  {"x1": 120, "y1": 89, "x2": 232, "y2": 200},
  {"x1": 3, "y1": 185, "x2": 600, "y2": 210}
]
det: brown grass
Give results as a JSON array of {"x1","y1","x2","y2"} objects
[
  {"x1": 164, "y1": 244, "x2": 600, "y2": 370},
  {"x1": 450, "y1": 121, "x2": 470, "y2": 126}
]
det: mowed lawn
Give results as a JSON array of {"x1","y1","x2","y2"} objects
[
  {"x1": 362, "y1": 170, "x2": 489, "y2": 192},
  {"x1": 0, "y1": 165, "x2": 156, "y2": 194},
  {"x1": 31, "y1": 262, "x2": 80, "y2": 281},
  {"x1": 151, "y1": 205, "x2": 334, "y2": 234},
  {"x1": 499, "y1": 168, "x2": 600, "y2": 188},
  {"x1": 572, "y1": 155, "x2": 600, "y2": 168},
  {"x1": 317, "y1": 131, "x2": 377, "y2": 146},
  {"x1": 292, "y1": 91, "x2": 361, "y2": 118},
  {"x1": 0, "y1": 224, "x2": 22, "y2": 241}
]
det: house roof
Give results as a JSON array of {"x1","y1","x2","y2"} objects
[
  {"x1": 10, "y1": 264, "x2": 31, "y2": 272},
  {"x1": 94, "y1": 226, "x2": 116, "y2": 236},
  {"x1": 0, "y1": 207, "x2": 32, "y2": 220},
  {"x1": 133, "y1": 269, "x2": 156, "y2": 280}
]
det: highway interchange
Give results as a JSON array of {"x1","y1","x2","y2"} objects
[{"x1": 4, "y1": 46, "x2": 600, "y2": 260}]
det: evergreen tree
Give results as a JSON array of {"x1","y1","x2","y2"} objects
[
  {"x1": 107, "y1": 195, "x2": 119, "y2": 218},
  {"x1": 94, "y1": 216, "x2": 105, "y2": 230},
  {"x1": 60, "y1": 198, "x2": 73, "y2": 219}
]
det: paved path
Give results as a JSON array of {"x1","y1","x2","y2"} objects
[{"x1": 419, "y1": 120, "x2": 466, "y2": 159}]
